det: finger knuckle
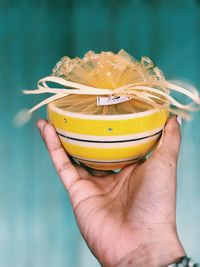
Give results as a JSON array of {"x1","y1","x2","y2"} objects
[
  {"x1": 50, "y1": 145, "x2": 62, "y2": 153},
  {"x1": 57, "y1": 161, "x2": 72, "y2": 175}
]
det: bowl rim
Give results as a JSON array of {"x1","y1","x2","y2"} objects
[{"x1": 48, "y1": 102, "x2": 166, "y2": 120}]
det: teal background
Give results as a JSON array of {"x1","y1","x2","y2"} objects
[{"x1": 0, "y1": 0, "x2": 200, "y2": 266}]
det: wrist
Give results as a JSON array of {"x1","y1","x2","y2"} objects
[{"x1": 112, "y1": 236, "x2": 185, "y2": 267}]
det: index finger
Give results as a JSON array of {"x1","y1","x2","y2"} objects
[{"x1": 37, "y1": 119, "x2": 80, "y2": 190}]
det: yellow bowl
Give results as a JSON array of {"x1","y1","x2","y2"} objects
[{"x1": 47, "y1": 103, "x2": 168, "y2": 170}]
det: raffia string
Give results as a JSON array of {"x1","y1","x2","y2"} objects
[{"x1": 23, "y1": 75, "x2": 200, "y2": 118}]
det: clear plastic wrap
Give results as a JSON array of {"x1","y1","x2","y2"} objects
[{"x1": 51, "y1": 50, "x2": 167, "y2": 115}]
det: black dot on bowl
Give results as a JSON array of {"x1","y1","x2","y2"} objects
[
  {"x1": 64, "y1": 118, "x2": 67, "y2": 123},
  {"x1": 108, "y1": 127, "x2": 113, "y2": 131}
]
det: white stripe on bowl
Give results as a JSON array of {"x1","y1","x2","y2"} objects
[
  {"x1": 72, "y1": 154, "x2": 144, "y2": 163},
  {"x1": 56, "y1": 126, "x2": 163, "y2": 142},
  {"x1": 59, "y1": 133, "x2": 160, "y2": 148}
]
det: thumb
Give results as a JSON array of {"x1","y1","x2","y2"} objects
[{"x1": 152, "y1": 115, "x2": 182, "y2": 161}]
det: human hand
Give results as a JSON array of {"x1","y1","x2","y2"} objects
[{"x1": 37, "y1": 116, "x2": 185, "y2": 267}]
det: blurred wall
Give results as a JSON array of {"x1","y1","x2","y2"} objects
[{"x1": 0, "y1": 0, "x2": 200, "y2": 266}]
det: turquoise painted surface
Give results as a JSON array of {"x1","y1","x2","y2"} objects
[{"x1": 0, "y1": 1, "x2": 200, "y2": 266}]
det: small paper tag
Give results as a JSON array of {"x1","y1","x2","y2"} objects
[{"x1": 97, "y1": 96, "x2": 131, "y2": 106}]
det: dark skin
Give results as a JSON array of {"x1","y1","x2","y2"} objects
[{"x1": 37, "y1": 116, "x2": 185, "y2": 267}]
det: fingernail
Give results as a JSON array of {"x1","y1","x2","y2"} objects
[
  {"x1": 36, "y1": 119, "x2": 47, "y2": 129},
  {"x1": 177, "y1": 115, "x2": 182, "y2": 126}
]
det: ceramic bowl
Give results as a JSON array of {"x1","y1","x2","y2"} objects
[{"x1": 47, "y1": 103, "x2": 168, "y2": 170}]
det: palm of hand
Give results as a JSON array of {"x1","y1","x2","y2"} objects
[
  {"x1": 69, "y1": 155, "x2": 176, "y2": 266},
  {"x1": 37, "y1": 117, "x2": 181, "y2": 267}
]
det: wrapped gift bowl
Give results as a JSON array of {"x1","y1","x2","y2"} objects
[{"x1": 22, "y1": 50, "x2": 200, "y2": 170}]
